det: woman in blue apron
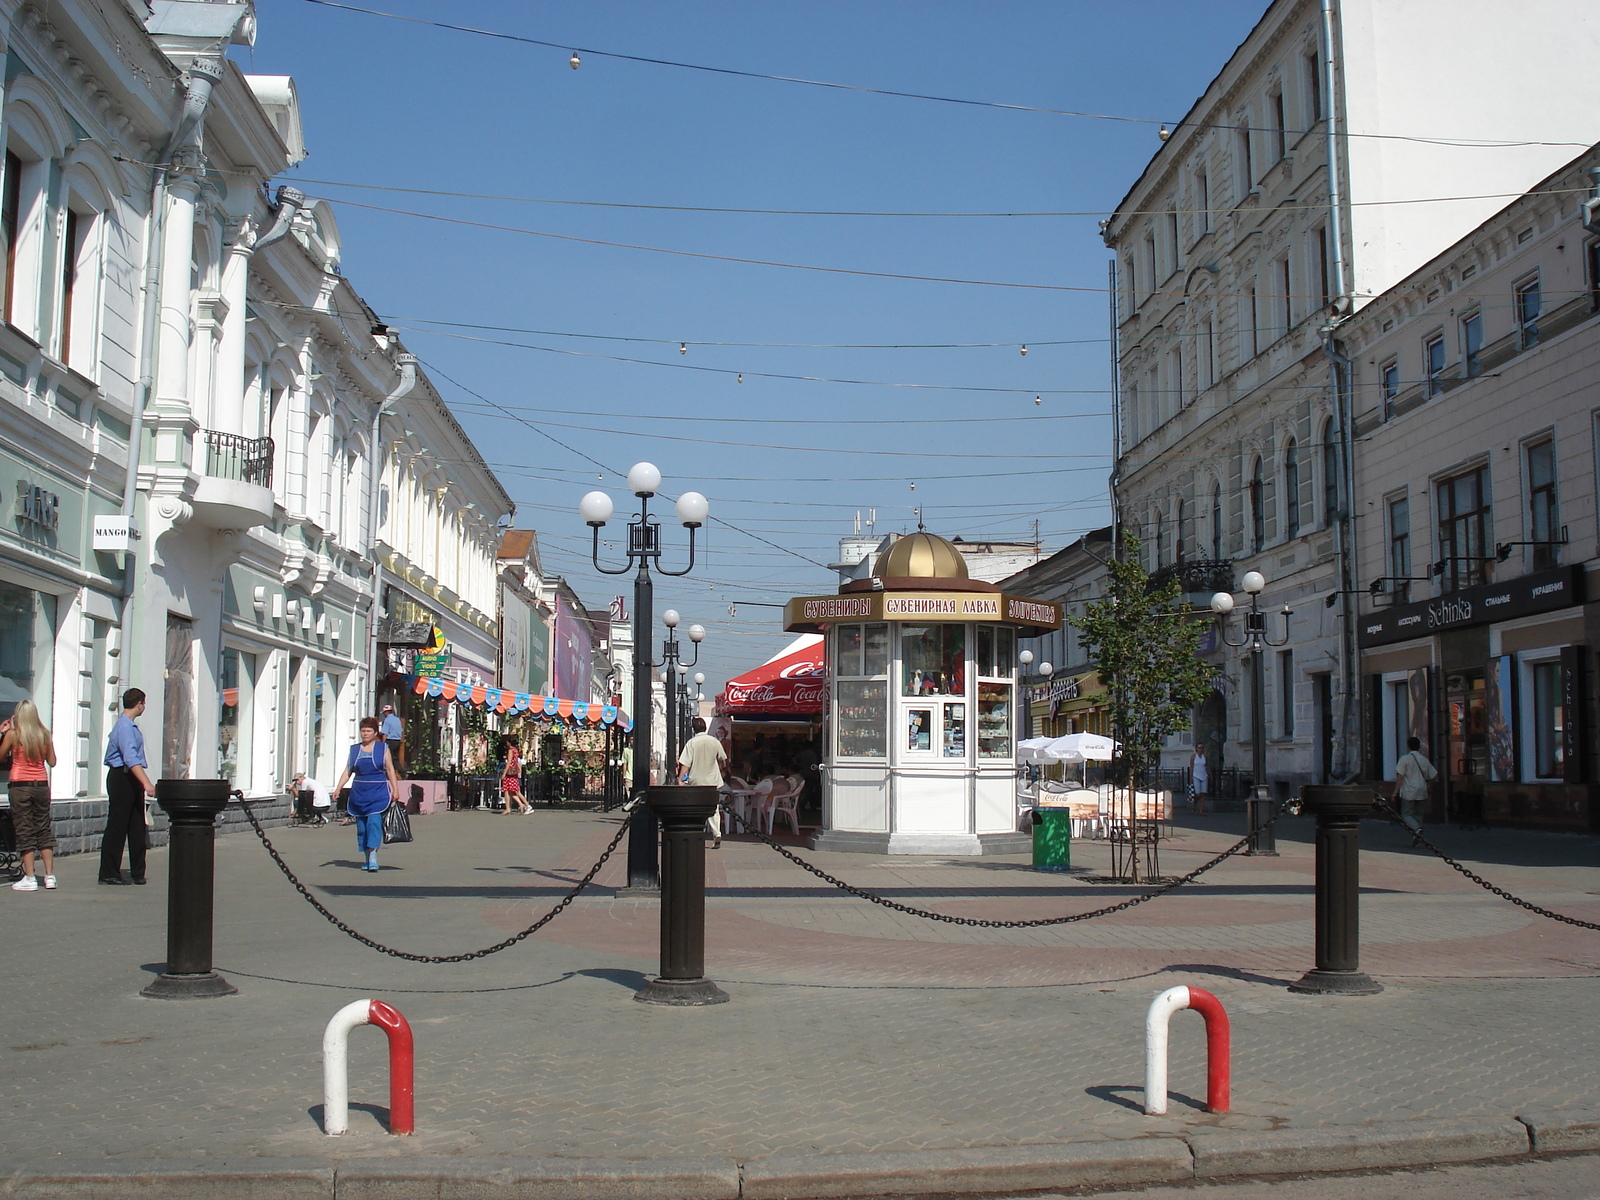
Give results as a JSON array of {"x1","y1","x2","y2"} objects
[{"x1": 332, "y1": 716, "x2": 400, "y2": 871}]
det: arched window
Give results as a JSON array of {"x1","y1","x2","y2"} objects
[
  {"x1": 1284, "y1": 439, "x2": 1301, "y2": 539},
  {"x1": 1322, "y1": 419, "x2": 1340, "y2": 526},
  {"x1": 1211, "y1": 483, "x2": 1223, "y2": 560},
  {"x1": 1249, "y1": 457, "x2": 1265, "y2": 553},
  {"x1": 1175, "y1": 497, "x2": 1187, "y2": 562}
]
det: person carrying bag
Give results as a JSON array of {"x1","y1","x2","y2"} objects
[{"x1": 332, "y1": 717, "x2": 400, "y2": 871}]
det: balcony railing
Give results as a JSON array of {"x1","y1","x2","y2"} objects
[
  {"x1": 204, "y1": 431, "x2": 274, "y2": 488},
  {"x1": 1148, "y1": 558, "x2": 1234, "y2": 598}
]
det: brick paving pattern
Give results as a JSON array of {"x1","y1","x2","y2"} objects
[{"x1": 1, "y1": 807, "x2": 1596, "y2": 1161}]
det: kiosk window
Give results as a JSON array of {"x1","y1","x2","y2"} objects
[{"x1": 901, "y1": 624, "x2": 965, "y2": 696}]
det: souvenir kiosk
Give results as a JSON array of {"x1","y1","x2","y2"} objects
[{"x1": 784, "y1": 531, "x2": 1060, "y2": 855}]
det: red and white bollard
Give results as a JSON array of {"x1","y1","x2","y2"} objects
[
  {"x1": 322, "y1": 998, "x2": 415, "y2": 1136},
  {"x1": 1144, "y1": 985, "x2": 1230, "y2": 1115}
]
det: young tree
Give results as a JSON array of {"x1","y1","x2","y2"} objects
[{"x1": 1073, "y1": 535, "x2": 1213, "y2": 878}]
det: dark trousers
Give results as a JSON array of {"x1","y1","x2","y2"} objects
[
  {"x1": 99, "y1": 768, "x2": 147, "y2": 881},
  {"x1": 386, "y1": 740, "x2": 402, "y2": 776}
]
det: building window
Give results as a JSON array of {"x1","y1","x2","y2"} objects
[
  {"x1": 1284, "y1": 438, "x2": 1301, "y2": 539},
  {"x1": 834, "y1": 623, "x2": 889, "y2": 759},
  {"x1": 1322, "y1": 419, "x2": 1339, "y2": 526},
  {"x1": 1200, "y1": 317, "x2": 1215, "y2": 387},
  {"x1": 1248, "y1": 284, "x2": 1260, "y2": 358},
  {"x1": 0, "y1": 580, "x2": 57, "y2": 728},
  {"x1": 1278, "y1": 256, "x2": 1292, "y2": 334},
  {"x1": 1270, "y1": 88, "x2": 1287, "y2": 161},
  {"x1": 1238, "y1": 123, "x2": 1253, "y2": 195},
  {"x1": 1249, "y1": 457, "x2": 1265, "y2": 553},
  {"x1": 1515, "y1": 275, "x2": 1541, "y2": 348},
  {"x1": 1588, "y1": 240, "x2": 1600, "y2": 310},
  {"x1": 1175, "y1": 497, "x2": 1187, "y2": 563},
  {"x1": 1527, "y1": 438, "x2": 1558, "y2": 570},
  {"x1": 1304, "y1": 48, "x2": 1322, "y2": 123},
  {"x1": 1388, "y1": 495, "x2": 1411, "y2": 601},
  {"x1": 1144, "y1": 234, "x2": 1157, "y2": 292},
  {"x1": 1437, "y1": 465, "x2": 1490, "y2": 591},
  {"x1": 1424, "y1": 334, "x2": 1446, "y2": 397},
  {"x1": 1124, "y1": 254, "x2": 1138, "y2": 308},
  {"x1": 1211, "y1": 483, "x2": 1223, "y2": 559},
  {"x1": 1166, "y1": 207, "x2": 1180, "y2": 275},
  {"x1": 1279, "y1": 650, "x2": 1295, "y2": 737},
  {"x1": 1314, "y1": 226, "x2": 1331, "y2": 307},
  {"x1": 1124, "y1": 382, "x2": 1139, "y2": 445},
  {"x1": 1381, "y1": 359, "x2": 1401, "y2": 413},
  {"x1": 1195, "y1": 168, "x2": 1210, "y2": 236},
  {"x1": 1, "y1": 151, "x2": 21, "y2": 324},
  {"x1": 1461, "y1": 310, "x2": 1482, "y2": 378},
  {"x1": 1171, "y1": 347, "x2": 1184, "y2": 408},
  {"x1": 1527, "y1": 657, "x2": 1564, "y2": 780}
]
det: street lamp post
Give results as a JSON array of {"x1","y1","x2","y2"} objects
[
  {"x1": 581, "y1": 464, "x2": 709, "y2": 891},
  {"x1": 1211, "y1": 572, "x2": 1291, "y2": 856},
  {"x1": 660, "y1": 614, "x2": 705, "y2": 786}
]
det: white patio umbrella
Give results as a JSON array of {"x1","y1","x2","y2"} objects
[
  {"x1": 1016, "y1": 737, "x2": 1057, "y2": 763},
  {"x1": 1041, "y1": 732, "x2": 1118, "y2": 763}
]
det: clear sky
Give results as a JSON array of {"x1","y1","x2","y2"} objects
[{"x1": 244, "y1": 0, "x2": 1268, "y2": 693}]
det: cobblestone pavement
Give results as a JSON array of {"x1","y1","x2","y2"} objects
[{"x1": 1, "y1": 806, "x2": 1597, "y2": 1163}]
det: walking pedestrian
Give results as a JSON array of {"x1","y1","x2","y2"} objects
[
  {"x1": 3, "y1": 700, "x2": 58, "y2": 891},
  {"x1": 99, "y1": 688, "x2": 156, "y2": 886},
  {"x1": 1391, "y1": 736, "x2": 1438, "y2": 846},
  {"x1": 499, "y1": 737, "x2": 530, "y2": 814},
  {"x1": 380, "y1": 704, "x2": 404, "y2": 776},
  {"x1": 332, "y1": 717, "x2": 400, "y2": 871},
  {"x1": 1188, "y1": 744, "x2": 1210, "y2": 814},
  {"x1": 677, "y1": 717, "x2": 728, "y2": 847}
]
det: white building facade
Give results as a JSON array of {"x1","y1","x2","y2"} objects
[{"x1": 1104, "y1": 0, "x2": 1600, "y2": 795}]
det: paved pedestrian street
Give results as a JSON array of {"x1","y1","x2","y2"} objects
[{"x1": 2, "y1": 808, "x2": 1598, "y2": 1169}]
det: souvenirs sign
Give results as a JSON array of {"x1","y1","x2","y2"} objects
[{"x1": 785, "y1": 591, "x2": 1060, "y2": 631}]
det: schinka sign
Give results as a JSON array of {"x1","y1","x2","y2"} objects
[
  {"x1": 1357, "y1": 565, "x2": 1585, "y2": 648},
  {"x1": 785, "y1": 592, "x2": 1061, "y2": 631}
]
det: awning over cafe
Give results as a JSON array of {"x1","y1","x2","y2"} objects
[
  {"x1": 718, "y1": 634, "x2": 826, "y2": 715},
  {"x1": 400, "y1": 673, "x2": 632, "y2": 731}
]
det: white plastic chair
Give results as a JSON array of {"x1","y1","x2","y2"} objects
[{"x1": 771, "y1": 778, "x2": 805, "y2": 836}]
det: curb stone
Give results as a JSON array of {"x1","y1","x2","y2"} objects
[
  {"x1": 1186, "y1": 1117, "x2": 1531, "y2": 1179},
  {"x1": 1515, "y1": 1106, "x2": 1600, "y2": 1155},
  {"x1": 332, "y1": 1157, "x2": 741, "y2": 1200},
  {"x1": 2, "y1": 1117, "x2": 1595, "y2": 1200},
  {"x1": 739, "y1": 1140, "x2": 1192, "y2": 1200}
]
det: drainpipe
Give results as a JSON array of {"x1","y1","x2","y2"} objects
[
  {"x1": 1107, "y1": 255, "x2": 1123, "y2": 554},
  {"x1": 1317, "y1": 0, "x2": 1360, "y2": 780},
  {"x1": 116, "y1": 57, "x2": 225, "y2": 646},
  {"x1": 366, "y1": 352, "x2": 417, "y2": 710}
]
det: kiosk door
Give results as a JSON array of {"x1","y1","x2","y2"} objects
[{"x1": 1445, "y1": 669, "x2": 1486, "y2": 826}]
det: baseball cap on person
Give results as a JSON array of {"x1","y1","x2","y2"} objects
[{"x1": 382, "y1": 704, "x2": 394, "y2": 711}]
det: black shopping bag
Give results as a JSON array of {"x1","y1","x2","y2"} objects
[{"x1": 382, "y1": 802, "x2": 413, "y2": 844}]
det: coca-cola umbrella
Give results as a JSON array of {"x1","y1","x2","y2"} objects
[{"x1": 719, "y1": 634, "x2": 827, "y2": 715}]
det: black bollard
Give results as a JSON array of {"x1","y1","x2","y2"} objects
[
  {"x1": 634, "y1": 785, "x2": 729, "y2": 1006},
  {"x1": 140, "y1": 779, "x2": 238, "y2": 999},
  {"x1": 1289, "y1": 784, "x2": 1383, "y2": 996}
]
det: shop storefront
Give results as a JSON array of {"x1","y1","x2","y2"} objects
[
  {"x1": 1359, "y1": 564, "x2": 1595, "y2": 831},
  {"x1": 716, "y1": 635, "x2": 827, "y2": 823},
  {"x1": 784, "y1": 531, "x2": 1060, "y2": 855}
]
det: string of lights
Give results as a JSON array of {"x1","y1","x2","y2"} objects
[{"x1": 291, "y1": 0, "x2": 1591, "y2": 150}]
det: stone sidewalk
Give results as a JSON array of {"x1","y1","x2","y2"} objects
[{"x1": 1, "y1": 805, "x2": 1597, "y2": 1195}]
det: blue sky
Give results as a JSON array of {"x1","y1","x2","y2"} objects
[{"x1": 246, "y1": 0, "x2": 1267, "y2": 691}]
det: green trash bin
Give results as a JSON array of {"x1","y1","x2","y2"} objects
[{"x1": 1031, "y1": 807, "x2": 1071, "y2": 871}]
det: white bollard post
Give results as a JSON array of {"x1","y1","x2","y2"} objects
[
  {"x1": 1143, "y1": 986, "x2": 1190, "y2": 1115},
  {"x1": 322, "y1": 998, "x2": 372, "y2": 1136}
]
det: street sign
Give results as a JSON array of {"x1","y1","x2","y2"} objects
[{"x1": 414, "y1": 652, "x2": 451, "y2": 676}]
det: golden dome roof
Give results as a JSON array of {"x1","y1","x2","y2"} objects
[{"x1": 873, "y1": 531, "x2": 969, "y2": 580}]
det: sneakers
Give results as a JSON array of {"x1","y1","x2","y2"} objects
[
  {"x1": 11, "y1": 875, "x2": 38, "y2": 891},
  {"x1": 43, "y1": 875, "x2": 56, "y2": 889}
]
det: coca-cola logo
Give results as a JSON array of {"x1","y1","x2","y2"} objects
[
  {"x1": 778, "y1": 658, "x2": 825, "y2": 679},
  {"x1": 727, "y1": 681, "x2": 829, "y2": 706}
]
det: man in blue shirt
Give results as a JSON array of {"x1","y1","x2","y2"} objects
[
  {"x1": 380, "y1": 704, "x2": 403, "y2": 776},
  {"x1": 100, "y1": 688, "x2": 156, "y2": 885}
]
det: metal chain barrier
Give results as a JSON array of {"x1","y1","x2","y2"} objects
[
  {"x1": 238, "y1": 799, "x2": 632, "y2": 962},
  {"x1": 1372, "y1": 796, "x2": 1600, "y2": 932},
  {"x1": 725, "y1": 806, "x2": 1276, "y2": 928}
]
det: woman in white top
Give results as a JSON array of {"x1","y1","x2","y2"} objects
[{"x1": 1189, "y1": 745, "x2": 1210, "y2": 813}]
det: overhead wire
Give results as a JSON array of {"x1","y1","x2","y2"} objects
[{"x1": 290, "y1": 0, "x2": 1590, "y2": 150}]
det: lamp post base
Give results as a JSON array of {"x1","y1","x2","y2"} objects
[
  {"x1": 614, "y1": 885, "x2": 662, "y2": 898},
  {"x1": 634, "y1": 977, "x2": 730, "y2": 1006},
  {"x1": 1288, "y1": 968, "x2": 1383, "y2": 996},
  {"x1": 140, "y1": 971, "x2": 239, "y2": 1000}
]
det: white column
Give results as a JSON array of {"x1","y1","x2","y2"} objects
[
  {"x1": 154, "y1": 171, "x2": 200, "y2": 411},
  {"x1": 214, "y1": 217, "x2": 255, "y2": 436}
]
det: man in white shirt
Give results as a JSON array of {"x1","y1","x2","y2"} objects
[
  {"x1": 1391, "y1": 737, "x2": 1438, "y2": 844},
  {"x1": 291, "y1": 772, "x2": 332, "y2": 826},
  {"x1": 677, "y1": 718, "x2": 729, "y2": 847}
]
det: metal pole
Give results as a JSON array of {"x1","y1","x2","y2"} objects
[
  {"x1": 635, "y1": 785, "x2": 729, "y2": 1006},
  {"x1": 663, "y1": 632, "x2": 679, "y2": 787},
  {"x1": 1246, "y1": 601, "x2": 1277, "y2": 855},
  {"x1": 625, "y1": 551, "x2": 659, "y2": 891},
  {"x1": 1290, "y1": 785, "x2": 1382, "y2": 994},
  {"x1": 141, "y1": 779, "x2": 237, "y2": 999}
]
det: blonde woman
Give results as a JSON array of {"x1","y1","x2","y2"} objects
[{"x1": 2, "y1": 700, "x2": 58, "y2": 891}]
